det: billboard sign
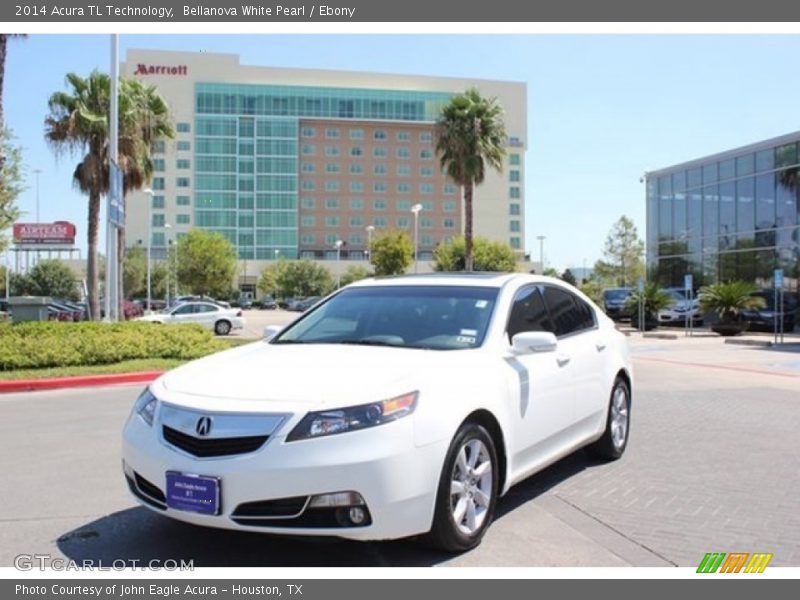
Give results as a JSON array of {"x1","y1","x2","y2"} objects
[{"x1": 13, "y1": 222, "x2": 77, "y2": 246}]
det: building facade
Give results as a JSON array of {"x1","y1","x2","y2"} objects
[
  {"x1": 646, "y1": 132, "x2": 800, "y2": 291},
  {"x1": 122, "y1": 50, "x2": 527, "y2": 290}
]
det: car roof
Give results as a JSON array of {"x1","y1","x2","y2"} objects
[{"x1": 346, "y1": 272, "x2": 565, "y2": 289}]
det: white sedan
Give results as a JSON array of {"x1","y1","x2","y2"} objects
[
  {"x1": 123, "y1": 274, "x2": 632, "y2": 551},
  {"x1": 137, "y1": 301, "x2": 245, "y2": 336}
]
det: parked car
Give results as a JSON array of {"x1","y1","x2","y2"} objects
[
  {"x1": 294, "y1": 296, "x2": 322, "y2": 312},
  {"x1": 238, "y1": 296, "x2": 254, "y2": 310},
  {"x1": 256, "y1": 296, "x2": 278, "y2": 310},
  {"x1": 172, "y1": 295, "x2": 231, "y2": 310},
  {"x1": 658, "y1": 288, "x2": 703, "y2": 325},
  {"x1": 602, "y1": 287, "x2": 633, "y2": 320},
  {"x1": 137, "y1": 301, "x2": 245, "y2": 336},
  {"x1": 740, "y1": 290, "x2": 798, "y2": 332},
  {"x1": 123, "y1": 273, "x2": 632, "y2": 552},
  {"x1": 285, "y1": 297, "x2": 306, "y2": 311}
]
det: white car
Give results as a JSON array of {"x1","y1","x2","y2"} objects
[
  {"x1": 658, "y1": 289, "x2": 703, "y2": 325},
  {"x1": 137, "y1": 301, "x2": 245, "y2": 336},
  {"x1": 123, "y1": 274, "x2": 632, "y2": 551}
]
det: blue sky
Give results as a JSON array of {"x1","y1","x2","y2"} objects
[{"x1": 5, "y1": 34, "x2": 800, "y2": 269}]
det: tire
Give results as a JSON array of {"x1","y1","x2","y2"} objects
[
  {"x1": 214, "y1": 320, "x2": 232, "y2": 336},
  {"x1": 426, "y1": 423, "x2": 499, "y2": 552},
  {"x1": 587, "y1": 376, "x2": 631, "y2": 461}
]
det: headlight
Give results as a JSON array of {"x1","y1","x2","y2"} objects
[
  {"x1": 286, "y1": 391, "x2": 418, "y2": 442},
  {"x1": 133, "y1": 387, "x2": 158, "y2": 426}
]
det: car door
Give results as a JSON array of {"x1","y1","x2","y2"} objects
[
  {"x1": 166, "y1": 303, "x2": 195, "y2": 324},
  {"x1": 504, "y1": 285, "x2": 577, "y2": 473},
  {"x1": 193, "y1": 303, "x2": 220, "y2": 330},
  {"x1": 541, "y1": 285, "x2": 607, "y2": 439}
]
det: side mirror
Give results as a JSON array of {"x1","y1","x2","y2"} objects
[
  {"x1": 511, "y1": 331, "x2": 557, "y2": 355},
  {"x1": 263, "y1": 325, "x2": 282, "y2": 341}
]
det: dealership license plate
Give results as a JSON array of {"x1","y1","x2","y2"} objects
[{"x1": 165, "y1": 472, "x2": 220, "y2": 515}]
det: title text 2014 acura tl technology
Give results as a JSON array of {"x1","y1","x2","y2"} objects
[{"x1": 123, "y1": 274, "x2": 633, "y2": 551}]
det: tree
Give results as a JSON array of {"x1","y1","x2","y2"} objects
[
  {"x1": 433, "y1": 236, "x2": 517, "y2": 272},
  {"x1": 593, "y1": 216, "x2": 645, "y2": 287},
  {"x1": 561, "y1": 269, "x2": 577, "y2": 286},
  {"x1": 0, "y1": 129, "x2": 23, "y2": 251},
  {"x1": 24, "y1": 259, "x2": 79, "y2": 300},
  {"x1": 370, "y1": 230, "x2": 413, "y2": 276},
  {"x1": 122, "y1": 245, "x2": 147, "y2": 299},
  {"x1": 258, "y1": 260, "x2": 333, "y2": 298},
  {"x1": 340, "y1": 265, "x2": 373, "y2": 287},
  {"x1": 174, "y1": 229, "x2": 237, "y2": 297},
  {"x1": 435, "y1": 88, "x2": 507, "y2": 272},
  {"x1": 0, "y1": 34, "x2": 26, "y2": 173},
  {"x1": 543, "y1": 267, "x2": 560, "y2": 278}
]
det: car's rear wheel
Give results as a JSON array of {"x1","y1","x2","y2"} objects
[
  {"x1": 587, "y1": 376, "x2": 630, "y2": 461},
  {"x1": 427, "y1": 423, "x2": 498, "y2": 552},
  {"x1": 214, "y1": 320, "x2": 232, "y2": 336}
]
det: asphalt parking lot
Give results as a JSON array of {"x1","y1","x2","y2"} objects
[{"x1": 1, "y1": 334, "x2": 798, "y2": 568}]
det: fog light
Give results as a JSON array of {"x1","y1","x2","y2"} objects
[
  {"x1": 348, "y1": 506, "x2": 366, "y2": 525},
  {"x1": 308, "y1": 491, "x2": 365, "y2": 508}
]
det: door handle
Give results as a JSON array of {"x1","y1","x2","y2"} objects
[
  {"x1": 556, "y1": 353, "x2": 571, "y2": 367},
  {"x1": 596, "y1": 341, "x2": 607, "y2": 352}
]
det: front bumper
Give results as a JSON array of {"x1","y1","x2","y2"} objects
[{"x1": 122, "y1": 409, "x2": 445, "y2": 541}]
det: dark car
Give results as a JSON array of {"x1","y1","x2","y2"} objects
[
  {"x1": 741, "y1": 291, "x2": 798, "y2": 332},
  {"x1": 238, "y1": 296, "x2": 254, "y2": 310},
  {"x1": 257, "y1": 296, "x2": 278, "y2": 310},
  {"x1": 602, "y1": 287, "x2": 634, "y2": 321},
  {"x1": 295, "y1": 296, "x2": 322, "y2": 312}
]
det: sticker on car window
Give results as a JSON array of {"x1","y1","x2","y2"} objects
[
  {"x1": 460, "y1": 328, "x2": 478, "y2": 336},
  {"x1": 456, "y1": 335, "x2": 477, "y2": 344},
  {"x1": 475, "y1": 300, "x2": 488, "y2": 309}
]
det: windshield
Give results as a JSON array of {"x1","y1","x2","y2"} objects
[
  {"x1": 604, "y1": 289, "x2": 631, "y2": 301},
  {"x1": 273, "y1": 285, "x2": 499, "y2": 350}
]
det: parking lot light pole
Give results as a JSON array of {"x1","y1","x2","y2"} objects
[
  {"x1": 143, "y1": 188, "x2": 154, "y2": 312},
  {"x1": 365, "y1": 225, "x2": 375, "y2": 263},
  {"x1": 411, "y1": 204, "x2": 422, "y2": 273},
  {"x1": 335, "y1": 240, "x2": 344, "y2": 288},
  {"x1": 537, "y1": 235, "x2": 546, "y2": 273}
]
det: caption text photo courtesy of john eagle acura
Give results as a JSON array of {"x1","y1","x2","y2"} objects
[{"x1": 123, "y1": 273, "x2": 632, "y2": 552}]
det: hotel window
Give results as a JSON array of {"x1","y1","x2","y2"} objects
[
  {"x1": 420, "y1": 183, "x2": 434, "y2": 195},
  {"x1": 325, "y1": 197, "x2": 340, "y2": 209},
  {"x1": 350, "y1": 181, "x2": 364, "y2": 193},
  {"x1": 325, "y1": 216, "x2": 340, "y2": 227},
  {"x1": 325, "y1": 163, "x2": 341, "y2": 174},
  {"x1": 374, "y1": 217, "x2": 387, "y2": 228},
  {"x1": 373, "y1": 164, "x2": 387, "y2": 176},
  {"x1": 152, "y1": 214, "x2": 165, "y2": 227},
  {"x1": 420, "y1": 166, "x2": 434, "y2": 177},
  {"x1": 152, "y1": 177, "x2": 165, "y2": 190},
  {"x1": 176, "y1": 122, "x2": 191, "y2": 133},
  {"x1": 177, "y1": 214, "x2": 190, "y2": 225},
  {"x1": 349, "y1": 164, "x2": 364, "y2": 175},
  {"x1": 510, "y1": 204, "x2": 521, "y2": 215},
  {"x1": 373, "y1": 147, "x2": 387, "y2": 158},
  {"x1": 510, "y1": 220, "x2": 521, "y2": 232},
  {"x1": 325, "y1": 128, "x2": 340, "y2": 139},
  {"x1": 420, "y1": 149, "x2": 433, "y2": 160},
  {"x1": 176, "y1": 195, "x2": 191, "y2": 206},
  {"x1": 177, "y1": 177, "x2": 190, "y2": 188},
  {"x1": 300, "y1": 250, "x2": 315, "y2": 258},
  {"x1": 374, "y1": 182, "x2": 387, "y2": 193},
  {"x1": 421, "y1": 235, "x2": 434, "y2": 246},
  {"x1": 177, "y1": 159, "x2": 191, "y2": 170},
  {"x1": 397, "y1": 183, "x2": 411, "y2": 194},
  {"x1": 301, "y1": 197, "x2": 315, "y2": 209},
  {"x1": 396, "y1": 200, "x2": 411, "y2": 211},
  {"x1": 373, "y1": 129, "x2": 387, "y2": 140},
  {"x1": 443, "y1": 183, "x2": 457, "y2": 195},
  {"x1": 301, "y1": 126, "x2": 316, "y2": 138},
  {"x1": 349, "y1": 234, "x2": 363, "y2": 245},
  {"x1": 177, "y1": 141, "x2": 190, "y2": 152},
  {"x1": 510, "y1": 237, "x2": 521, "y2": 249},
  {"x1": 349, "y1": 128, "x2": 364, "y2": 140},
  {"x1": 325, "y1": 234, "x2": 338, "y2": 245},
  {"x1": 324, "y1": 146, "x2": 340, "y2": 157},
  {"x1": 302, "y1": 181, "x2": 315, "y2": 191},
  {"x1": 302, "y1": 144, "x2": 315, "y2": 156},
  {"x1": 349, "y1": 199, "x2": 364, "y2": 210},
  {"x1": 350, "y1": 146, "x2": 363, "y2": 157},
  {"x1": 301, "y1": 234, "x2": 316, "y2": 245},
  {"x1": 301, "y1": 216, "x2": 316, "y2": 227},
  {"x1": 396, "y1": 147, "x2": 410, "y2": 159},
  {"x1": 396, "y1": 165, "x2": 411, "y2": 177},
  {"x1": 349, "y1": 216, "x2": 364, "y2": 227},
  {"x1": 422, "y1": 201, "x2": 434, "y2": 211},
  {"x1": 396, "y1": 131, "x2": 411, "y2": 142},
  {"x1": 151, "y1": 195, "x2": 165, "y2": 209},
  {"x1": 152, "y1": 232, "x2": 165, "y2": 246},
  {"x1": 301, "y1": 162, "x2": 316, "y2": 173},
  {"x1": 325, "y1": 181, "x2": 340, "y2": 192},
  {"x1": 374, "y1": 199, "x2": 387, "y2": 210},
  {"x1": 509, "y1": 187, "x2": 521, "y2": 199},
  {"x1": 397, "y1": 217, "x2": 410, "y2": 228},
  {"x1": 509, "y1": 154, "x2": 521, "y2": 166},
  {"x1": 509, "y1": 170, "x2": 520, "y2": 182},
  {"x1": 419, "y1": 131, "x2": 433, "y2": 143},
  {"x1": 420, "y1": 217, "x2": 433, "y2": 229},
  {"x1": 444, "y1": 201, "x2": 457, "y2": 212},
  {"x1": 239, "y1": 196, "x2": 254, "y2": 210},
  {"x1": 153, "y1": 140, "x2": 166, "y2": 153},
  {"x1": 443, "y1": 217, "x2": 456, "y2": 229},
  {"x1": 153, "y1": 159, "x2": 165, "y2": 172}
]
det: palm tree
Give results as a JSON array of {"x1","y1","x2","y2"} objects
[
  {"x1": 0, "y1": 34, "x2": 27, "y2": 172},
  {"x1": 435, "y1": 88, "x2": 506, "y2": 271},
  {"x1": 45, "y1": 71, "x2": 110, "y2": 320}
]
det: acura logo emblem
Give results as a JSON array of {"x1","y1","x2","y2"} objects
[{"x1": 195, "y1": 416, "x2": 212, "y2": 436}]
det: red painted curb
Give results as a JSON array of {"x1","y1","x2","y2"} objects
[{"x1": 0, "y1": 371, "x2": 164, "y2": 393}]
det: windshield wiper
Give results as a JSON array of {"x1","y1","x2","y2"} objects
[{"x1": 335, "y1": 339, "x2": 405, "y2": 347}]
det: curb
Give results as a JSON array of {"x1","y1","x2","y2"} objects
[
  {"x1": 724, "y1": 339, "x2": 773, "y2": 348},
  {"x1": 0, "y1": 371, "x2": 164, "y2": 394},
  {"x1": 642, "y1": 332, "x2": 679, "y2": 340}
]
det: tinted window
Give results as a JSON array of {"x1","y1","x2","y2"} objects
[
  {"x1": 543, "y1": 286, "x2": 594, "y2": 336},
  {"x1": 506, "y1": 286, "x2": 554, "y2": 342},
  {"x1": 194, "y1": 304, "x2": 218, "y2": 313},
  {"x1": 172, "y1": 304, "x2": 194, "y2": 315}
]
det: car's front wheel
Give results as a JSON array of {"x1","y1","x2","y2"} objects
[
  {"x1": 588, "y1": 376, "x2": 631, "y2": 460},
  {"x1": 427, "y1": 423, "x2": 498, "y2": 552}
]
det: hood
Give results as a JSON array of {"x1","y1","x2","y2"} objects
[{"x1": 157, "y1": 341, "x2": 478, "y2": 411}]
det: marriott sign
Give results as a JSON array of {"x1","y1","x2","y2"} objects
[{"x1": 134, "y1": 64, "x2": 188, "y2": 76}]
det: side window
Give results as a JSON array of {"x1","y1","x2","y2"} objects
[
  {"x1": 506, "y1": 286, "x2": 554, "y2": 342},
  {"x1": 194, "y1": 304, "x2": 218, "y2": 313},
  {"x1": 542, "y1": 286, "x2": 594, "y2": 336},
  {"x1": 173, "y1": 304, "x2": 194, "y2": 315}
]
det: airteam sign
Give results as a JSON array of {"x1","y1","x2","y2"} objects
[{"x1": 13, "y1": 222, "x2": 76, "y2": 246}]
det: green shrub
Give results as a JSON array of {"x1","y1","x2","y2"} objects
[{"x1": 0, "y1": 321, "x2": 228, "y2": 371}]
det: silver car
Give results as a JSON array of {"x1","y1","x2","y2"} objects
[{"x1": 138, "y1": 301, "x2": 245, "y2": 336}]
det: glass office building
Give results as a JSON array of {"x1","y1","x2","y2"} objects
[{"x1": 646, "y1": 132, "x2": 800, "y2": 291}]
